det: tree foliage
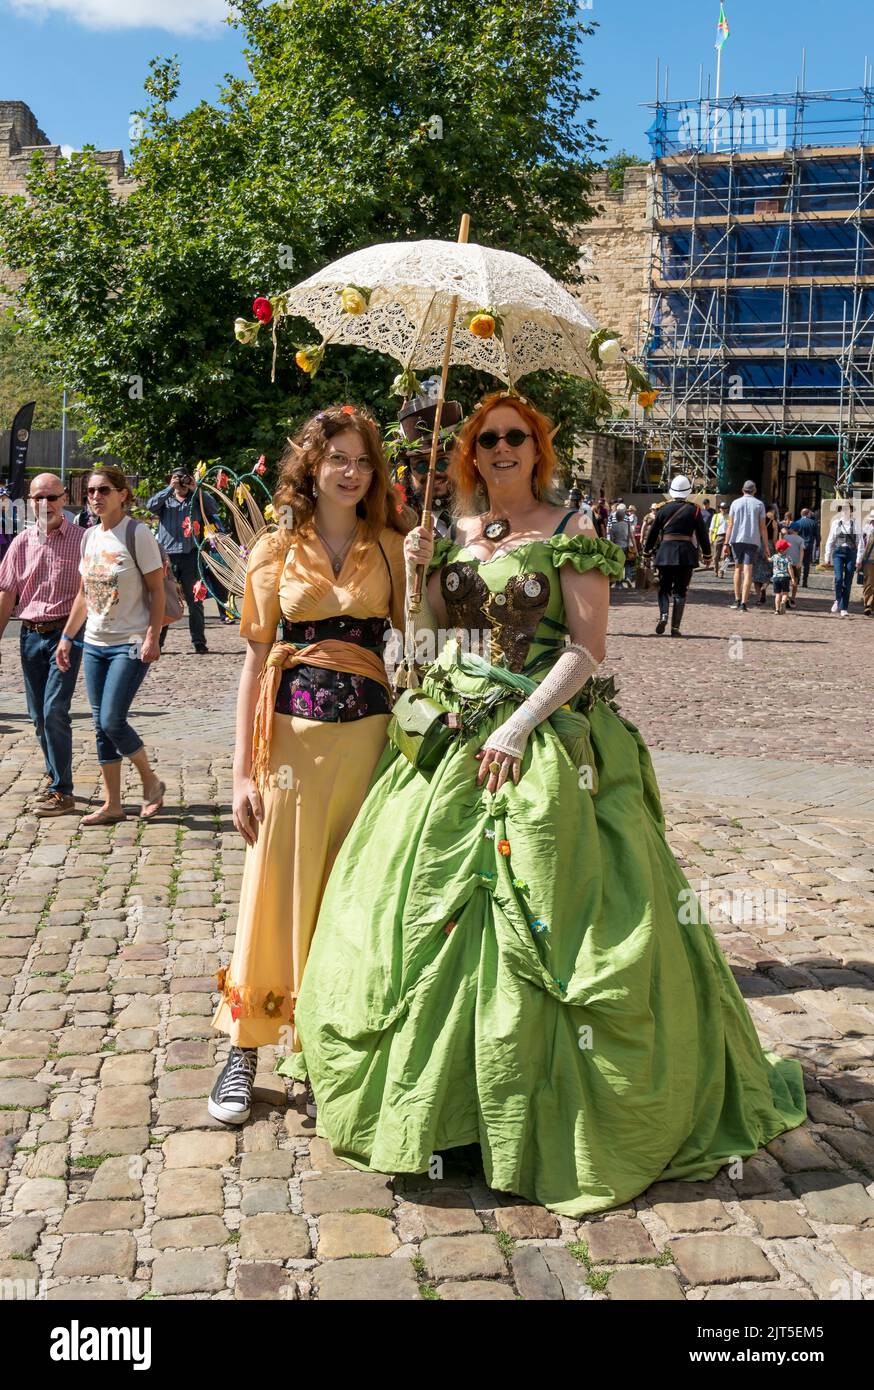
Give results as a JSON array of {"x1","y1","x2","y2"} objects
[
  {"x1": 603, "y1": 149, "x2": 647, "y2": 194},
  {"x1": 0, "y1": 311, "x2": 63, "y2": 430},
  {"x1": 0, "y1": 0, "x2": 609, "y2": 487}
]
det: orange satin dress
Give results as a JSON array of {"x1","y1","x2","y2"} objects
[{"x1": 211, "y1": 521, "x2": 406, "y2": 1050}]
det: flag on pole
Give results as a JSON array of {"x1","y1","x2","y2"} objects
[{"x1": 715, "y1": 3, "x2": 730, "y2": 49}]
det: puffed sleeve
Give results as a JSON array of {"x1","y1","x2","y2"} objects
[
  {"x1": 548, "y1": 533, "x2": 626, "y2": 581},
  {"x1": 239, "y1": 531, "x2": 284, "y2": 642}
]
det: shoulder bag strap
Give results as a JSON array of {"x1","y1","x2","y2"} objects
[{"x1": 122, "y1": 516, "x2": 144, "y2": 578}]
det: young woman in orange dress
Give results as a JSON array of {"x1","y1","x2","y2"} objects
[{"x1": 208, "y1": 404, "x2": 409, "y2": 1123}]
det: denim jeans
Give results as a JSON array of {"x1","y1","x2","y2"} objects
[
  {"x1": 82, "y1": 641, "x2": 151, "y2": 765},
  {"x1": 833, "y1": 546, "x2": 855, "y2": 611},
  {"x1": 20, "y1": 624, "x2": 84, "y2": 795}
]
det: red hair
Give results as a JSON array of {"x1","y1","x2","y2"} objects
[{"x1": 450, "y1": 392, "x2": 557, "y2": 515}]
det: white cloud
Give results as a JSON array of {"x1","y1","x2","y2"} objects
[
  {"x1": 10, "y1": 0, "x2": 231, "y2": 35},
  {"x1": 60, "y1": 143, "x2": 76, "y2": 157}
]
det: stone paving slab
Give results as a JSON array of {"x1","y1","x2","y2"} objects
[{"x1": 2, "y1": 577, "x2": 874, "y2": 1300}]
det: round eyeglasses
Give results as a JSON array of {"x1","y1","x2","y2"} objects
[
  {"x1": 409, "y1": 456, "x2": 450, "y2": 476},
  {"x1": 324, "y1": 452, "x2": 374, "y2": 473},
  {"x1": 476, "y1": 428, "x2": 532, "y2": 450}
]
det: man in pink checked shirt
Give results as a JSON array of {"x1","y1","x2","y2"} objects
[{"x1": 0, "y1": 473, "x2": 87, "y2": 817}]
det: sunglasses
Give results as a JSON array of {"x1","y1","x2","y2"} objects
[
  {"x1": 29, "y1": 492, "x2": 66, "y2": 503},
  {"x1": 477, "y1": 428, "x2": 532, "y2": 450},
  {"x1": 409, "y1": 457, "x2": 450, "y2": 476},
  {"x1": 86, "y1": 485, "x2": 115, "y2": 496}
]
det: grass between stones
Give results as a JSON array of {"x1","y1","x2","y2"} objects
[
  {"x1": 567, "y1": 1239, "x2": 613, "y2": 1292},
  {"x1": 495, "y1": 1231, "x2": 515, "y2": 1261},
  {"x1": 637, "y1": 1247, "x2": 675, "y2": 1267},
  {"x1": 410, "y1": 1253, "x2": 440, "y2": 1300}
]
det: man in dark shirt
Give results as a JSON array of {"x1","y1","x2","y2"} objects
[
  {"x1": 789, "y1": 509, "x2": 819, "y2": 587},
  {"x1": 643, "y1": 474, "x2": 712, "y2": 636},
  {"x1": 147, "y1": 469, "x2": 222, "y2": 653}
]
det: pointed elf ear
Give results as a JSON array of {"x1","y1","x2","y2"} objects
[
  {"x1": 548, "y1": 425, "x2": 560, "y2": 442},
  {"x1": 286, "y1": 439, "x2": 305, "y2": 456}
]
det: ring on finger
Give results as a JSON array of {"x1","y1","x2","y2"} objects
[{"x1": 488, "y1": 759, "x2": 502, "y2": 775}]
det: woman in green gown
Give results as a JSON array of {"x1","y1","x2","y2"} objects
[{"x1": 277, "y1": 391, "x2": 806, "y2": 1217}]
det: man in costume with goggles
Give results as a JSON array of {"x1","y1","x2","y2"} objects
[{"x1": 393, "y1": 377, "x2": 463, "y2": 537}]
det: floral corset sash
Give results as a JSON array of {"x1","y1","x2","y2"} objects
[{"x1": 275, "y1": 614, "x2": 391, "y2": 722}]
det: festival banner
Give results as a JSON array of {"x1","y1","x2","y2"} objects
[{"x1": 7, "y1": 400, "x2": 36, "y2": 500}]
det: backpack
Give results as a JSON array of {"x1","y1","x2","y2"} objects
[{"x1": 80, "y1": 517, "x2": 185, "y2": 626}]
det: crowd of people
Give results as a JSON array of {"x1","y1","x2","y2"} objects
[
  {"x1": 0, "y1": 466, "x2": 226, "y2": 822},
  {"x1": 561, "y1": 481, "x2": 874, "y2": 629}
]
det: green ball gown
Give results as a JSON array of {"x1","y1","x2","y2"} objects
[{"x1": 276, "y1": 530, "x2": 806, "y2": 1216}]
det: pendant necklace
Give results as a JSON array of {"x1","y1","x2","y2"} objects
[
  {"x1": 315, "y1": 522, "x2": 357, "y2": 576},
  {"x1": 483, "y1": 518, "x2": 512, "y2": 543}
]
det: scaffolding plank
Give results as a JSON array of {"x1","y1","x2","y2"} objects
[
  {"x1": 654, "y1": 209, "x2": 874, "y2": 230},
  {"x1": 653, "y1": 274, "x2": 874, "y2": 290}
]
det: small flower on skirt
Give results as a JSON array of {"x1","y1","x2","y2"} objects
[
  {"x1": 483, "y1": 828, "x2": 496, "y2": 840},
  {"x1": 444, "y1": 920, "x2": 456, "y2": 935},
  {"x1": 263, "y1": 991, "x2": 283, "y2": 1017},
  {"x1": 531, "y1": 919, "x2": 548, "y2": 935},
  {"x1": 231, "y1": 1004, "x2": 241, "y2": 1022},
  {"x1": 512, "y1": 878, "x2": 529, "y2": 892},
  {"x1": 497, "y1": 839, "x2": 511, "y2": 856},
  {"x1": 215, "y1": 966, "x2": 227, "y2": 993}
]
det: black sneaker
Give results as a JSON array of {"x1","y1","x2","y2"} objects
[
  {"x1": 739, "y1": 602, "x2": 748, "y2": 612},
  {"x1": 194, "y1": 643, "x2": 209, "y2": 654},
  {"x1": 729, "y1": 599, "x2": 741, "y2": 609},
  {"x1": 208, "y1": 1045, "x2": 257, "y2": 1124}
]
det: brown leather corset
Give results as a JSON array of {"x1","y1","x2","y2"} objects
[{"x1": 439, "y1": 562, "x2": 551, "y2": 673}]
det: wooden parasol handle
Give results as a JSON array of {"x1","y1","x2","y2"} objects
[{"x1": 409, "y1": 211, "x2": 470, "y2": 613}]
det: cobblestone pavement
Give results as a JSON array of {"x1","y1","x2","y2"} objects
[{"x1": 0, "y1": 568, "x2": 872, "y2": 1302}]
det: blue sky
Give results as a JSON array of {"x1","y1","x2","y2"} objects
[{"x1": 0, "y1": 0, "x2": 871, "y2": 159}]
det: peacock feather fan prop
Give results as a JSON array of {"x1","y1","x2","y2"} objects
[{"x1": 187, "y1": 459, "x2": 275, "y2": 621}]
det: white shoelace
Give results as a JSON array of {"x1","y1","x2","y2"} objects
[{"x1": 217, "y1": 1046, "x2": 257, "y2": 1103}]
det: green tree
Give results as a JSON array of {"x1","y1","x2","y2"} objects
[
  {"x1": 0, "y1": 311, "x2": 63, "y2": 431},
  {"x1": 603, "y1": 149, "x2": 647, "y2": 193},
  {"x1": 0, "y1": 0, "x2": 610, "y2": 489}
]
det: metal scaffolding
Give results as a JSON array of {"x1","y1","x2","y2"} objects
[{"x1": 607, "y1": 84, "x2": 874, "y2": 496}]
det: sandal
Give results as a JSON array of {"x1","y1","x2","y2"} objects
[
  {"x1": 80, "y1": 807, "x2": 127, "y2": 827},
  {"x1": 140, "y1": 780, "x2": 166, "y2": 820}
]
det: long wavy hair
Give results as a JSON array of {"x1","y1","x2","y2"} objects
[
  {"x1": 449, "y1": 391, "x2": 559, "y2": 517},
  {"x1": 271, "y1": 404, "x2": 409, "y2": 555}
]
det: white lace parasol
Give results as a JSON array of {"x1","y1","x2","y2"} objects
[{"x1": 283, "y1": 239, "x2": 601, "y2": 385}]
